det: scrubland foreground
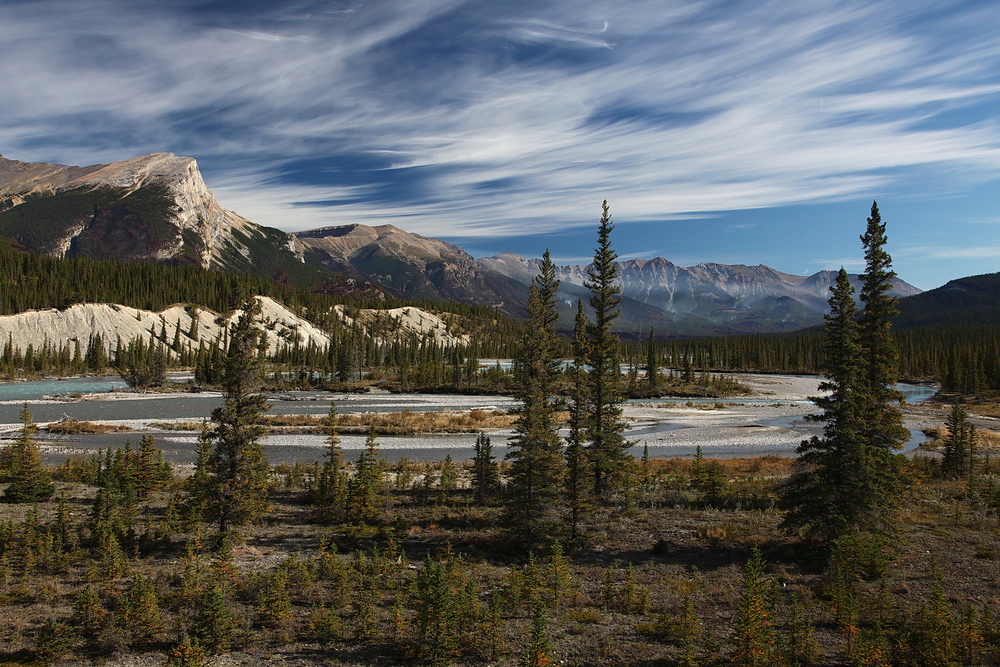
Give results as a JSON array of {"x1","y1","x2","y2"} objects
[{"x1": 2, "y1": 451, "x2": 1000, "y2": 667}]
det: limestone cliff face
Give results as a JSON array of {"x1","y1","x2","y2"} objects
[{"x1": 0, "y1": 153, "x2": 276, "y2": 269}]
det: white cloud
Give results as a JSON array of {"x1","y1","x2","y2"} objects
[
  {"x1": 808, "y1": 257, "x2": 867, "y2": 271},
  {"x1": 899, "y1": 245, "x2": 1000, "y2": 260},
  {"x1": 1, "y1": 0, "x2": 999, "y2": 244}
]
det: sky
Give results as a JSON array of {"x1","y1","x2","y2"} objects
[{"x1": 2, "y1": 0, "x2": 999, "y2": 291}]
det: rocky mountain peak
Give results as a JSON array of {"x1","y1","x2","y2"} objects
[
  {"x1": 292, "y1": 224, "x2": 527, "y2": 311},
  {"x1": 481, "y1": 252, "x2": 923, "y2": 334},
  {"x1": 293, "y1": 223, "x2": 471, "y2": 264},
  {"x1": 0, "y1": 152, "x2": 263, "y2": 268}
]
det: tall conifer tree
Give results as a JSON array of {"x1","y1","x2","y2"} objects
[
  {"x1": 472, "y1": 432, "x2": 499, "y2": 504},
  {"x1": 583, "y1": 201, "x2": 629, "y2": 497},
  {"x1": 940, "y1": 400, "x2": 975, "y2": 479},
  {"x1": 858, "y1": 201, "x2": 909, "y2": 451},
  {"x1": 646, "y1": 329, "x2": 659, "y2": 390},
  {"x1": 782, "y1": 269, "x2": 864, "y2": 540},
  {"x1": 349, "y1": 426, "x2": 383, "y2": 523},
  {"x1": 854, "y1": 201, "x2": 909, "y2": 537},
  {"x1": 506, "y1": 249, "x2": 564, "y2": 543},
  {"x1": 565, "y1": 300, "x2": 593, "y2": 540},
  {"x1": 311, "y1": 403, "x2": 347, "y2": 522},
  {"x1": 205, "y1": 297, "x2": 271, "y2": 534},
  {"x1": 783, "y1": 203, "x2": 909, "y2": 543}
]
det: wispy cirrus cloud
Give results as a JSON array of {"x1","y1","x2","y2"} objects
[
  {"x1": 1, "y1": 0, "x2": 999, "y2": 276},
  {"x1": 899, "y1": 245, "x2": 1000, "y2": 260},
  {"x1": 809, "y1": 258, "x2": 868, "y2": 271}
]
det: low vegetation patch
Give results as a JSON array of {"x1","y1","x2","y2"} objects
[
  {"x1": 921, "y1": 424, "x2": 1000, "y2": 450},
  {"x1": 43, "y1": 419, "x2": 130, "y2": 435},
  {"x1": 150, "y1": 408, "x2": 518, "y2": 435},
  {"x1": 2, "y1": 451, "x2": 1000, "y2": 666}
]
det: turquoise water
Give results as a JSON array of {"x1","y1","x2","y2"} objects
[{"x1": 0, "y1": 375, "x2": 126, "y2": 400}]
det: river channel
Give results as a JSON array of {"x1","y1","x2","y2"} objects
[{"x1": 0, "y1": 374, "x2": 937, "y2": 466}]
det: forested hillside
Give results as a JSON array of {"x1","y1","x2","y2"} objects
[
  {"x1": 0, "y1": 186, "x2": 181, "y2": 260},
  {"x1": 895, "y1": 272, "x2": 1000, "y2": 328},
  {"x1": 0, "y1": 237, "x2": 390, "y2": 319}
]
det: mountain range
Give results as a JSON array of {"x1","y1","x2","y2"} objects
[{"x1": 0, "y1": 151, "x2": 925, "y2": 335}]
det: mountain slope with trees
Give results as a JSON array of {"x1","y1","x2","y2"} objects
[
  {"x1": 294, "y1": 224, "x2": 529, "y2": 315},
  {"x1": 894, "y1": 271, "x2": 1000, "y2": 329}
]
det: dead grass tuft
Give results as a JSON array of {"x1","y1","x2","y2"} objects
[
  {"x1": 267, "y1": 408, "x2": 517, "y2": 434},
  {"x1": 43, "y1": 419, "x2": 130, "y2": 435}
]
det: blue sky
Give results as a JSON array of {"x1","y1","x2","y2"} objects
[{"x1": 2, "y1": 0, "x2": 999, "y2": 291}]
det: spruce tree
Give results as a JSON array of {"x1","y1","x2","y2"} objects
[
  {"x1": 205, "y1": 297, "x2": 272, "y2": 534},
  {"x1": 414, "y1": 556, "x2": 459, "y2": 664},
  {"x1": 521, "y1": 600, "x2": 554, "y2": 667},
  {"x1": 858, "y1": 201, "x2": 909, "y2": 451},
  {"x1": 164, "y1": 635, "x2": 209, "y2": 667},
  {"x1": 506, "y1": 249, "x2": 564, "y2": 543},
  {"x1": 565, "y1": 300, "x2": 593, "y2": 541},
  {"x1": 731, "y1": 547, "x2": 775, "y2": 666},
  {"x1": 646, "y1": 329, "x2": 659, "y2": 390},
  {"x1": 116, "y1": 573, "x2": 162, "y2": 646},
  {"x1": 3, "y1": 404, "x2": 55, "y2": 503},
  {"x1": 115, "y1": 336, "x2": 166, "y2": 389},
  {"x1": 782, "y1": 269, "x2": 865, "y2": 541},
  {"x1": 854, "y1": 201, "x2": 909, "y2": 537},
  {"x1": 583, "y1": 201, "x2": 630, "y2": 497},
  {"x1": 312, "y1": 402, "x2": 348, "y2": 522},
  {"x1": 70, "y1": 584, "x2": 109, "y2": 649},
  {"x1": 941, "y1": 400, "x2": 975, "y2": 479},
  {"x1": 135, "y1": 434, "x2": 171, "y2": 498},
  {"x1": 471, "y1": 432, "x2": 499, "y2": 504},
  {"x1": 349, "y1": 426, "x2": 383, "y2": 523},
  {"x1": 185, "y1": 421, "x2": 213, "y2": 523},
  {"x1": 783, "y1": 203, "x2": 909, "y2": 543}
]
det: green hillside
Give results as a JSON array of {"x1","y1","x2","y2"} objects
[
  {"x1": 895, "y1": 272, "x2": 1000, "y2": 328},
  {"x1": 0, "y1": 186, "x2": 183, "y2": 260}
]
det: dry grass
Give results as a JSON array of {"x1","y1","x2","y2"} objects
[
  {"x1": 153, "y1": 409, "x2": 518, "y2": 435},
  {"x1": 645, "y1": 455, "x2": 796, "y2": 476},
  {"x1": 43, "y1": 419, "x2": 130, "y2": 435},
  {"x1": 318, "y1": 408, "x2": 518, "y2": 434},
  {"x1": 980, "y1": 428, "x2": 1000, "y2": 449},
  {"x1": 150, "y1": 421, "x2": 204, "y2": 431},
  {"x1": 921, "y1": 425, "x2": 1000, "y2": 450}
]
